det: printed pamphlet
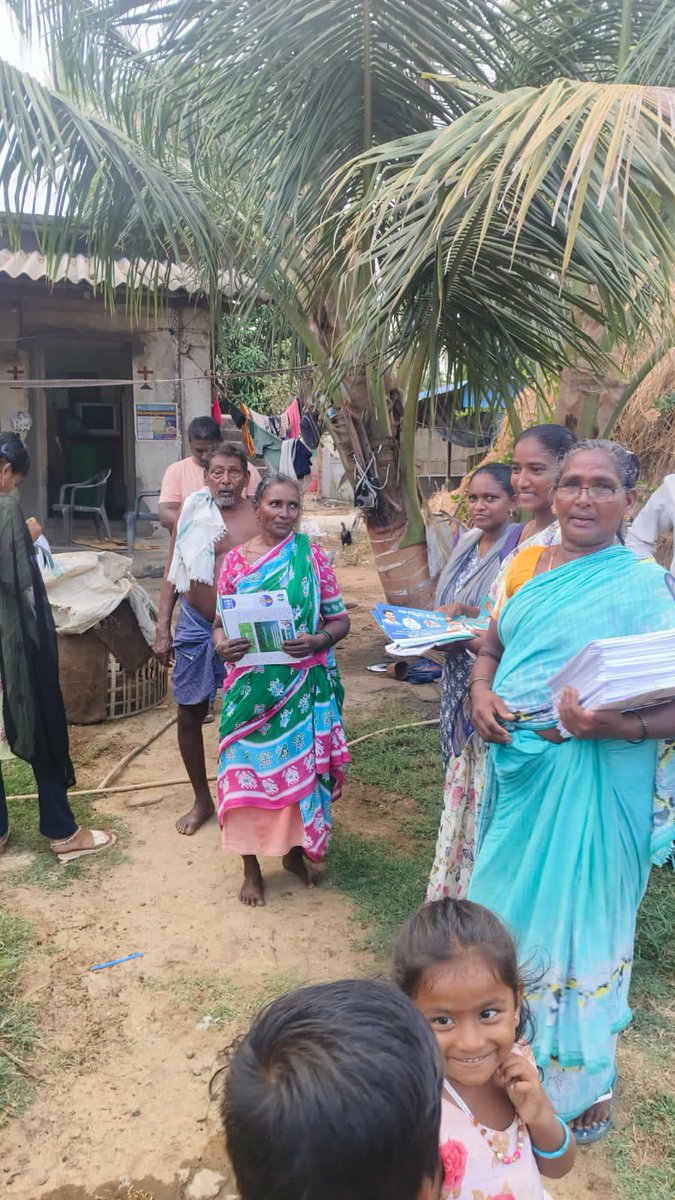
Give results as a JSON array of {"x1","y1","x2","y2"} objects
[{"x1": 217, "y1": 589, "x2": 298, "y2": 665}]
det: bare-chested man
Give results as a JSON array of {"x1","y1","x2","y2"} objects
[{"x1": 153, "y1": 446, "x2": 258, "y2": 835}]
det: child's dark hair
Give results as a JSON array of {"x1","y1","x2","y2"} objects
[
  {"x1": 222, "y1": 978, "x2": 442, "y2": 1200},
  {"x1": 470, "y1": 462, "x2": 515, "y2": 498},
  {"x1": 393, "y1": 898, "x2": 535, "y2": 1044}
]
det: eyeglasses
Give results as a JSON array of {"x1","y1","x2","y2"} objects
[{"x1": 555, "y1": 484, "x2": 626, "y2": 502}]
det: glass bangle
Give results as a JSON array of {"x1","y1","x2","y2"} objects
[{"x1": 531, "y1": 1115, "x2": 571, "y2": 1159}]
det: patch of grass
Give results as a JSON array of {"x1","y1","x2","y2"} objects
[
  {"x1": 633, "y1": 867, "x2": 675, "y2": 1005},
  {"x1": 610, "y1": 1092, "x2": 675, "y2": 1200},
  {"x1": 145, "y1": 968, "x2": 305, "y2": 1027},
  {"x1": 329, "y1": 831, "x2": 431, "y2": 954},
  {"x1": 2, "y1": 759, "x2": 125, "y2": 890},
  {"x1": 344, "y1": 704, "x2": 442, "y2": 846},
  {"x1": 330, "y1": 705, "x2": 443, "y2": 953},
  {"x1": 0, "y1": 911, "x2": 38, "y2": 1125},
  {"x1": 612, "y1": 869, "x2": 675, "y2": 1198}
]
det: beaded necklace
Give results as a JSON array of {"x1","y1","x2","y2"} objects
[{"x1": 444, "y1": 1079, "x2": 525, "y2": 1166}]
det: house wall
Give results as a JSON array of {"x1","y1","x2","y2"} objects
[
  {"x1": 0, "y1": 283, "x2": 212, "y2": 521},
  {"x1": 130, "y1": 305, "x2": 212, "y2": 495},
  {"x1": 415, "y1": 427, "x2": 448, "y2": 483}
]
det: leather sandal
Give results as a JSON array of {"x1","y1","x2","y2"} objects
[{"x1": 50, "y1": 828, "x2": 117, "y2": 864}]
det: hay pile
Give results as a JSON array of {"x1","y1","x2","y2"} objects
[
  {"x1": 615, "y1": 348, "x2": 675, "y2": 493},
  {"x1": 427, "y1": 350, "x2": 675, "y2": 523}
]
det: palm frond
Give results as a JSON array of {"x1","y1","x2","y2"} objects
[
  {"x1": 332, "y1": 79, "x2": 674, "y2": 329},
  {"x1": 0, "y1": 57, "x2": 225, "y2": 310},
  {"x1": 618, "y1": 0, "x2": 675, "y2": 86}
]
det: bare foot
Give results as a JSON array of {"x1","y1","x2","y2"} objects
[
  {"x1": 282, "y1": 846, "x2": 317, "y2": 888},
  {"x1": 570, "y1": 1093, "x2": 612, "y2": 1134},
  {"x1": 175, "y1": 797, "x2": 214, "y2": 836},
  {"x1": 240, "y1": 859, "x2": 265, "y2": 907}
]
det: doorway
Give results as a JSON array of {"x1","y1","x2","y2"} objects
[{"x1": 44, "y1": 339, "x2": 134, "y2": 521}]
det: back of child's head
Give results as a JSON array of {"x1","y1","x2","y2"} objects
[
  {"x1": 222, "y1": 978, "x2": 443, "y2": 1200},
  {"x1": 393, "y1": 898, "x2": 532, "y2": 1042}
]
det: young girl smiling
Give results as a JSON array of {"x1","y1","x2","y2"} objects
[{"x1": 394, "y1": 899, "x2": 575, "y2": 1199}]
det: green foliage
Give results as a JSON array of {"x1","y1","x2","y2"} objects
[
  {"x1": 1, "y1": 0, "x2": 673, "y2": 441},
  {"x1": 218, "y1": 308, "x2": 299, "y2": 415}
]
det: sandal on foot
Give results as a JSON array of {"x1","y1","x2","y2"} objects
[
  {"x1": 50, "y1": 828, "x2": 117, "y2": 864},
  {"x1": 0, "y1": 830, "x2": 9, "y2": 854},
  {"x1": 573, "y1": 1088, "x2": 613, "y2": 1145}
]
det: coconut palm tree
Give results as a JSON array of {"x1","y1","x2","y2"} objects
[{"x1": 1, "y1": 0, "x2": 673, "y2": 601}]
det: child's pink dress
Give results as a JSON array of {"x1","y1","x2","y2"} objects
[{"x1": 440, "y1": 1049, "x2": 553, "y2": 1200}]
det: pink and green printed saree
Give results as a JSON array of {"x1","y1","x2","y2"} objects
[{"x1": 216, "y1": 532, "x2": 350, "y2": 862}]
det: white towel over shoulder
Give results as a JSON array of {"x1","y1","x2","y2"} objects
[{"x1": 168, "y1": 487, "x2": 225, "y2": 593}]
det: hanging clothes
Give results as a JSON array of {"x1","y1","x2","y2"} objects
[
  {"x1": 279, "y1": 438, "x2": 297, "y2": 479},
  {"x1": 291, "y1": 439, "x2": 313, "y2": 480},
  {"x1": 247, "y1": 406, "x2": 277, "y2": 434},
  {"x1": 220, "y1": 396, "x2": 245, "y2": 429},
  {"x1": 250, "y1": 421, "x2": 283, "y2": 472},
  {"x1": 211, "y1": 389, "x2": 223, "y2": 428},
  {"x1": 300, "y1": 410, "x2": 321, "y2": 450},
  {"x1": 287, "y1": 397, "x2": 301, "y2": 439},
  {"x1": 239, "y1": 404, "x2": 256, "y2": 458}
]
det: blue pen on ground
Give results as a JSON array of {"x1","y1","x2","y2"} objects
[{"x1": 91, "y1": 952, "x2": 144, "y2": 972}]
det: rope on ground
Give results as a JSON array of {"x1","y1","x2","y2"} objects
[
  {"x1": 8, "y1": 720, "x2": 440, "y2": 801},
  {"x1": 8, "y1": 775, "x2": 218, "y2": 801},
  {"x1": 345, "y1": 718, "x2": 439, "y2": 748},
  {"x1": 97, "y1": 715, "x2": 178, "y2": 789}
]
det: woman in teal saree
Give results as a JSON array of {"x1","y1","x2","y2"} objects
[{"x1": 467, "y1": 440, "x2": 675, "y2": 1141}]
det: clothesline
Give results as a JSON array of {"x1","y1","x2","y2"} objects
[{"x1": 1, "y1": 365, "x2": 317, "y2": 389}]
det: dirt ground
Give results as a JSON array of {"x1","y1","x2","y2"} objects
[{"x1": 1, "y1": 546, "x2": 615, "y2": 1200}]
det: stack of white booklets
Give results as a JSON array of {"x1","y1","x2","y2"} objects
[{"x1": 548, "y1": 629, "x2": 675, "y2": 711}]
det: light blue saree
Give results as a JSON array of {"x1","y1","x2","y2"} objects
[{"x1": 468, "y1": 545, "x2": 675, "y2": 1120}]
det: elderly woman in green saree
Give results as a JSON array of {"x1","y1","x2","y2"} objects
[
  {"x1": 467, "y1": 439, "x2": 675, "y2": 1143},
  {"x1": 0, "y1": 433, "x2": 116, "y2": 862},
  {"x1": 213, "y1": 475, "x2": 351, "y2": 908}
]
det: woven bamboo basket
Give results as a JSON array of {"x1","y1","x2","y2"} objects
[
  {"x1": 106, "y1": 653, "x2": 168, "y2": 720},
  {"x1": 58, "y1": 632, "x2": 168, "y2": 724}
]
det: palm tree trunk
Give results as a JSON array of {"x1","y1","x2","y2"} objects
[
  {"x1": 367, "y1": 523, "x2": 435, "y2": 605},
  {"x1": 334, "y1": 373, "x2": 434, "y2": 605},
  {"x1": 305, "y1": 298, "x2": 434, "y2": 606}
]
